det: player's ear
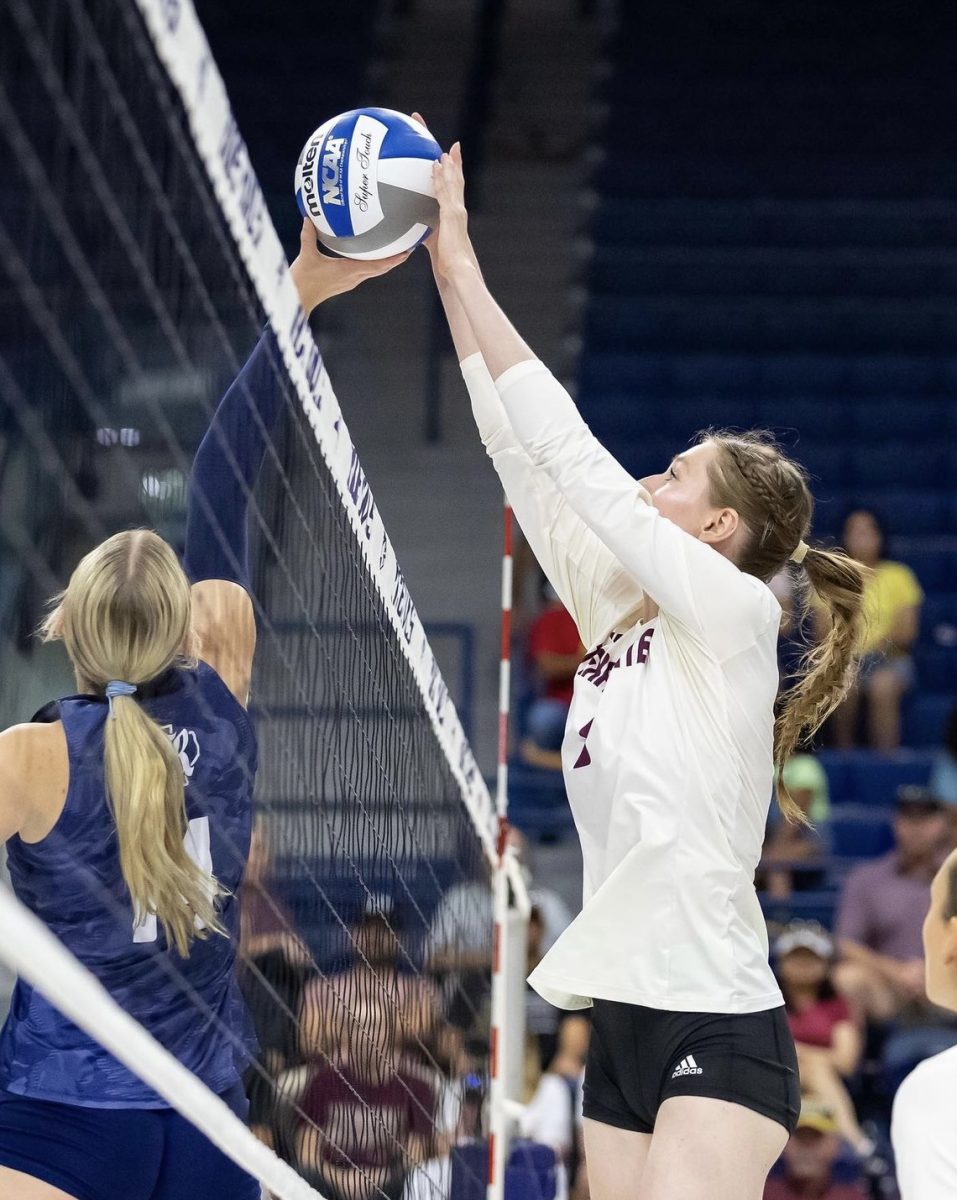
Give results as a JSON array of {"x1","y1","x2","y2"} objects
[{"x1": 700, "y1": 506, "x2": 739, "y2": 546}]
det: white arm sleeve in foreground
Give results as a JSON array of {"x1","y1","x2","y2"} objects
[{"x1": 460, "y1": 353, "x2": 642, "y2": 648}]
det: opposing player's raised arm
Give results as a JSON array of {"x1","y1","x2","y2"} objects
[
  {"x1": 183, "y1": 330, "x2": 272, "y2": 707},
  {"x1": 186, "y1": 221, "x2": 410, "y2": 704}
]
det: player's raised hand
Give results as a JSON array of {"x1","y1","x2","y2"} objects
[
  {"x1": 290, "y1": 218, "x2": 410, "y2": 313},
  {"x1": 431, "y1": 143, "x2": 473, "y2": 279}
]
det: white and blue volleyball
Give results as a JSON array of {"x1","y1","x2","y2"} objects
[{"x1": 295, "y1": 108, "x2": 441, "y2": 260}]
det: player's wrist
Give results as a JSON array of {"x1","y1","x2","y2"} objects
[{"x1": 289, "y1": 259, "x2": 325, "y2": 313}]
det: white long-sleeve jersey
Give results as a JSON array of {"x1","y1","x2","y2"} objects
[
  {"x1": 461, "y1": 354, "x2": 784, "y2": 1014},
  {"x1": 892, "y1": 1045, "x2": 957, "y2": 1199}
]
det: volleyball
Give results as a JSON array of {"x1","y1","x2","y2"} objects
[{"x1": 295, "y1": 108, "x2": 441, "y2": 260}]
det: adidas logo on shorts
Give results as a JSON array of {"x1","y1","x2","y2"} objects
[{"x1": 671, "y1": 1055, "x2": 704, "y2": 1078}]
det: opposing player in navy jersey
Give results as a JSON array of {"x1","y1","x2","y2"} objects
[
  {"x1": 424, "y1": 137, "x2": 870, "y2": 1200},
  {"x1": 0, "y1": 223, "x2": 408, "y2": 1200}
]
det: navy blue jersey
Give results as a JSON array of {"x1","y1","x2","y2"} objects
[{"x1": 0, "y1": 661, "x2": 257, "y2": 1108}]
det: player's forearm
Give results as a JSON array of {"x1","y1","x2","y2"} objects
[
  {"x1": 431, "y1": 254, "x2": 482, "y2": 363},
  {"x1": 183, "y1": 333, "x2": 285, "y2": 587},
  {"x1": 445, "y1": 259, "x2": 537, "y2": 380}
]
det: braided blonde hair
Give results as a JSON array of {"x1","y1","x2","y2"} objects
[{"x1": 702, "y1": 431, "x2": 870, "y2": 824}]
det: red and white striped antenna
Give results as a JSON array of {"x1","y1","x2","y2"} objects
[{"x1": 488, "y1": 498, "x2": 514, "y2": 1200}]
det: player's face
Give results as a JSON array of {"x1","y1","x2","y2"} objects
[
  {"x1": 922, "y1": 850, "x2": 957, "y2": 1010},
  {"x1": 640, "y1": 442, "x2": 737, "y2": 546}
]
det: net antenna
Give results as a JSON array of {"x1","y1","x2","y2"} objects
[{"x1": 488, "y1": 501, "x2": 532, "y2": 1200}]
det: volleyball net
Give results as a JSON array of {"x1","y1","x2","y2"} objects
[{"x1": 0, "y1": 1, "x2": 529, "y2": 1198}]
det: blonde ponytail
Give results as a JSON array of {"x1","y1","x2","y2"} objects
[
  {"x1": 774, "y1": 546, "x2": 870, "y2": 823},
  {"x1": 43, "y1": 529, "x2": 224, "y2": 955},
  {"x1": 105, "y1": 693, "x2": 223, "y2": 955}
]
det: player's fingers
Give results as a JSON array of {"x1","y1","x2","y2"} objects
[
  {"x1": 443, "y1": 152, "x2": 464, "y2": 195},
  {"x1": 431, "y1": 159, "x2": 450, "y2": 202},
  {"x1": 360, "y1": 251, "x2": 412, "y2": 277}
]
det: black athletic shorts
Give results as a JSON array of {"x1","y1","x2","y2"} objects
[{"x1": 582, "y1": 999, "x2": 800, "y2": 1136}]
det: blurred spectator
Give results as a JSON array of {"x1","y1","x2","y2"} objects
[
  {"x1": 775, "y1": 923, "x2": 869, "y2": 1156},
  {"x1": 296, "y1": 994, "x2": 436, "y2": 1200},
  {"x1": 425, "y1": 829, "x2": 572, "y2": 1034},
  {"x1": 241, "y1": 818, "x2": 310, "y2": 965},
  {"x1": 521, "y1": 587, "x2": 584, "y2": 770},
  {"x1": 833, "y1": 787, "x2": 953, "y2": 1026},
  {"x1": 820, "y1": 507, "x2": 922, "y2": 750},
  {"x1": 929, "y1": 700, "x2": 957, "y2": 806},
  {"x1": 525, "y1": 906, "x2": 569, "y2": 1075},
  {"x1": 239, "y1": 818, "x2": 313, "y2": 1146},
  {"x1": 300, "y1": 896, "x2": 440, "y2": 1066},
  {"x1": 764, "y1": 1103, "x2": 868, "y2": 1200},
  {"x1": 891, "y1": 846, "x2": 957, "y2": 1197},
  {"x1": 520, "y1": 1015, "x2": 590, "y2": 1198},
  {"x1": 761, "y1": 756, "x2": 831, "y2": 898}
]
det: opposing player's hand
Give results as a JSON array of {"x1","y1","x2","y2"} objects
[
  {"x1": 431, "y1": 142, "x2": 472, "y2": 279},
  {"x1": 290, "y1": 218, "x2": 410, "y2": 313}
]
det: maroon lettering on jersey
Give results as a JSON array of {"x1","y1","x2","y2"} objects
[
  {"x1": 577, "y1": 628, "x2": 655, "y2": 693},
  {"x1": 573, "y1": 719, "x2": 594, "y2": 769}
]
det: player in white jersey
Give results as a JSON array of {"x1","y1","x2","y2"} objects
[
  {"x1": 891, "y1": 847, "x2": 957, "y2": 1199},
  {"x1": 420, "y1": 132, "x2": 870, "y2": 1200}
]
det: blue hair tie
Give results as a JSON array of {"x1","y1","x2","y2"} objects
[{"x1": 105, "y1": 680, "x2": 137, "y2": 718}]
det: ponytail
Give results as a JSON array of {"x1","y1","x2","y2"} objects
[
  {"x1": 104, "y1": 692, "x2": 224, "y2": 955},
  {"x1": 774, "y1": 546, "x2": 871, "y2": 823},
  {"x1": 43, "y1": 529, "x2": 224, "y2": 956}
]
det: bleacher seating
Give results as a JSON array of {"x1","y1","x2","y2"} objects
[{"x1": 577, "y1": 0, "x2": 956, "y2": 754}]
